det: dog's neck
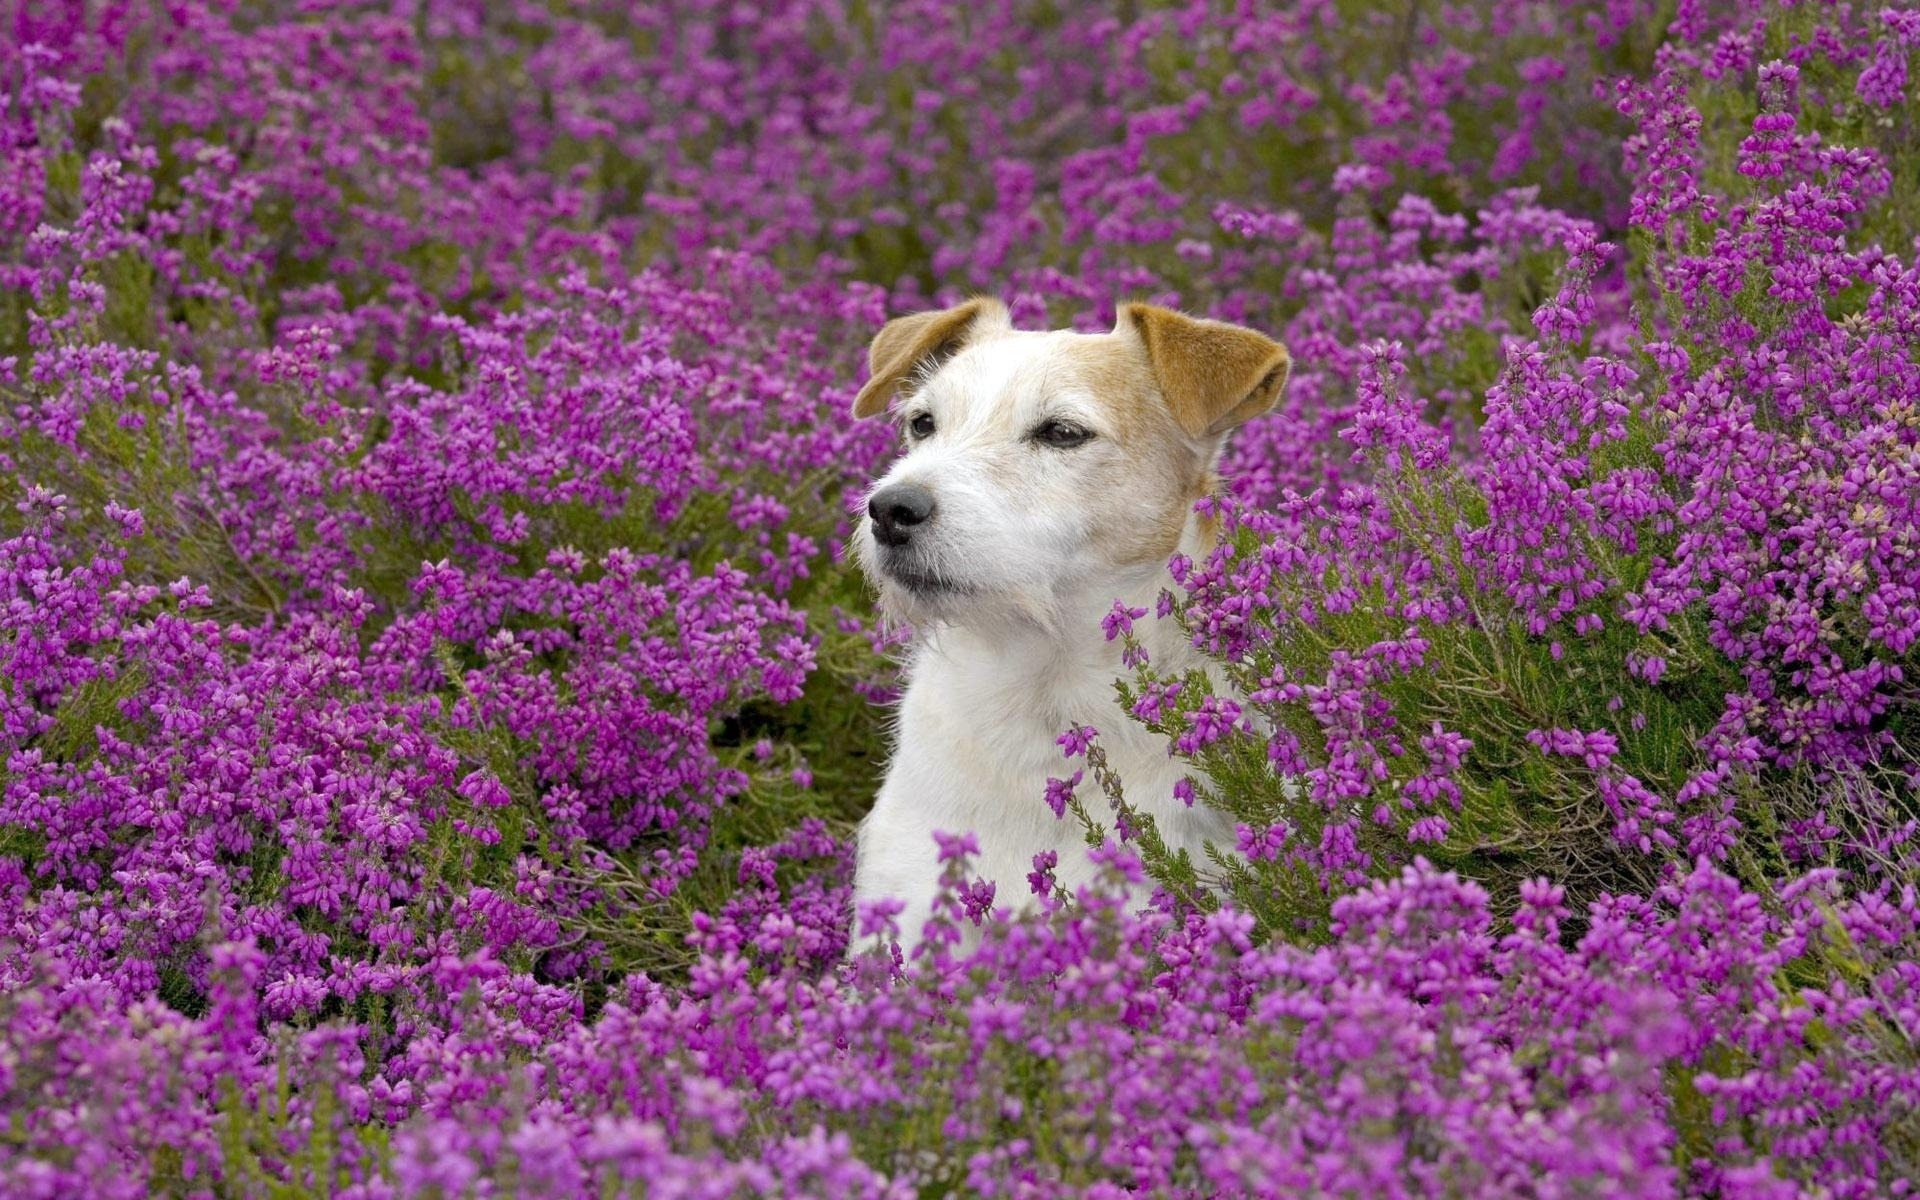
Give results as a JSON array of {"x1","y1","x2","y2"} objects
[{"x1": 909, "y1": 513, "x2": 1215, "y2": 741}]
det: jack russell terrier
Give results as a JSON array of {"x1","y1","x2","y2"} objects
[{"x1": 848, "y1": 298, "x2": 1290, "y2": 953}]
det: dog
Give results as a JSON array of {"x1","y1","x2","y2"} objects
[{"x1": 847, "y1": 297, "x2": 1290, "y2": 954}]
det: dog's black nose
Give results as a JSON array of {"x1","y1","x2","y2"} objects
[{"x1": 868, "y1": 483, "x2": 935, "y2": 547}]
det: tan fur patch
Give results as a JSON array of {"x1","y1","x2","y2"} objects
[
  {"x1": 1192, "y1": 471, "x2": 1224, "y2": 556},
  {"x1": 1054, "y1": 333, "x2": 1214, "y2": 567},
  {"x1": 851, "y1": 297, "x2": 1010, "y2": 418},
  {"x1": 1120, "y1": 303, "x2": 1290, "y2": 437}
]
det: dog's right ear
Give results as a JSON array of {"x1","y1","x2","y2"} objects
[{"x1": 851, "y1": 298, "x2": 1009, "y2": 419}]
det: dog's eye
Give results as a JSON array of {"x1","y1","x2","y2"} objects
[
  {"x1": 907, "y1": 412, "x2": 936, "y2": 440},
  {"x1": 1032, "y1": 419, "x2": 1093, "y2": 449}
]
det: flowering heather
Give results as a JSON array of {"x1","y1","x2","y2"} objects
[{"x1": 2, "y1": 1, "x2": 1919, "y2": 1197}]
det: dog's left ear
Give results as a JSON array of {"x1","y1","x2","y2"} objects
[
  {"x1": 851, "y1": 298, "x2": 1010, "y2": 419},
  {"x1": 1119, "y1": 303, "x2": 1290, "y2": 438}
]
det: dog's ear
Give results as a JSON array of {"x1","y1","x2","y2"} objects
[
  {"x1": 1119, "y1": 303, "x2": 1290, "y2": 438},
  {"x1": 851, "y1": 298, "x2": 1010, "y2": 419}
]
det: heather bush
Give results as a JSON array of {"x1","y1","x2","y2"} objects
[
  {"x1": 3, "y1": 1, "x2": 1920, "y2": 1197},
  {"x1": 1125, "y1": 0, "x2": 1920, "y2": 911}
]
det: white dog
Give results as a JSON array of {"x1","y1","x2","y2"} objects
[{"x1": 848, "y1": 297, "x2": 1290, "y2": 954}]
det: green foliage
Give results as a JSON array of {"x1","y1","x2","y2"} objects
[{"x1": 1114, "y1": 419, "x2": 1753, "y2": 938}]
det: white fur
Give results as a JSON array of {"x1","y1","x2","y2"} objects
[{"x1": 850, "y1": 323, "x2": 1239, "y2": 955}]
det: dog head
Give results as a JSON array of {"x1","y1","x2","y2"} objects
[{"x1": 849, "y1": 298, "x2": 1289, "y2": 629}]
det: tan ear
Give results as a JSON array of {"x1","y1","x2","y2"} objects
[
  {"x1": 851, "y1": 298, "x2": 1009, "y2": 419},
  {"x1": 1119, "y1": 303, "x2": 1290, "y2": 437}
]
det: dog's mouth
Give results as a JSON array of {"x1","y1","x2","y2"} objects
[{"x1": 881, "y1": 557, "x2": 972, "y2": 597}]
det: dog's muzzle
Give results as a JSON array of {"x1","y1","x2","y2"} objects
[{"x1": 868, "y1": 483, "x2": 936, "y2": 548}]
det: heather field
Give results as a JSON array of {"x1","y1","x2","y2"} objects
[{"x1": 4, "y1": 2, "x2": 1920, "y2": 1196}]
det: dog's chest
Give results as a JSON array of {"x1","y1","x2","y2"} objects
[
  {"x1": 888, "y1": 636, "x2": 1202, "y2": 852},
  {"x1": 912, "y1": 640, "x2": 1126, "y2": 772},
  {"x1": 854, "y1": 631, "x2": 1203, "y2": 950}
]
